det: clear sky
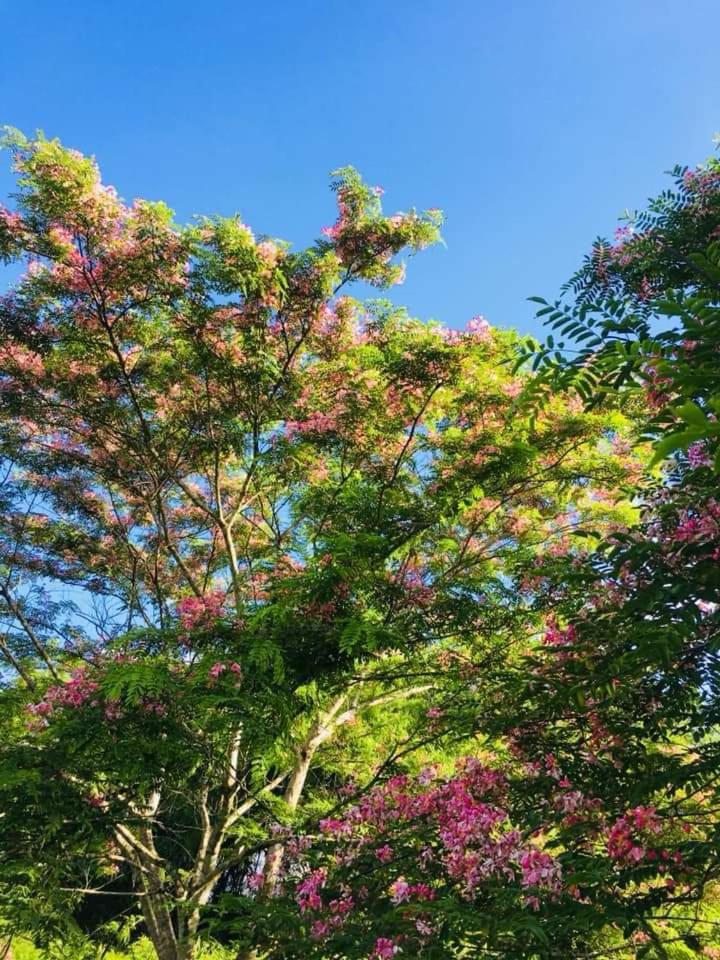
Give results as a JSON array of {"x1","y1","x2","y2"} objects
[{"x1": 1, "y1": 0, "x2": 718, "y2": 337}]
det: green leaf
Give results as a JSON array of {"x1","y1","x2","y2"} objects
[
  {"x1": 649, "y1": 429, "x2": 702, "y2": 466},
  {"x1": 674, "y1": 401, "x2": 706, "y2": 428},
  {"x1": 714, "y1": 444, "x2": 720, "y2": 473}
]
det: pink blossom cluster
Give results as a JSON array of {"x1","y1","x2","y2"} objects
[
  {"x1": 466, "y1": 315, "x2": 492, "y2": 342},
  {"x1": 208, "y1": 661, "x2": 242, "y2": 683},
  {"x1": 605, "y1": 805, "x2": 680, "y2": 867},
  {"x1": 300, "y1": 757, "x2": 563, "y2": 947},
  {"x1": 518, "y1": 850, "x2": 562, "y2": 890},
  {"x1": 103, "y1": 698, "x2": 124, "y2": 721},
  {"x1": 375, "y1": 844, "x2": 394, "y2": 862},
  {"x1": 552, "y1": 785, "x2": 600, "y2": 822},
  {"x1": 437, "y1": 325, "x2": 463, "y2": 344},
  {"x1": 256, "y1": 240, "x2": 280, "y2": 267},
  {"x1": 435, "y1": 315, "x2": 493, "y2": 345},
  {"x1": 370, "y1": 938, "x2": 400, "y2": 958},
  {"x1": 318, "y1": 182, "x2": 433, "y2": 286},
  {"x1": 0, "y1": 205, "x2": 23, "y2": 235},
  {"x1": 634, "y1": 275, "x2": 655, "y2": 301},
  {"x1": 292, "y1": 759, "x2": 572, "y2": 955},
  {"x1": 296, "y1": 868, "x2": 327, "y2": 913},
  {"x1": 543, "y1": 621, "x2": 577, "y2": 648},
  {"x1": 284, "y1": 411, "x2": 338, "y2": 439},
  {"x1": 388, "y1": 877, "x2": 436, "y2": 904},
  {"x1": 320, "y1": 188, "x2": 352, "y2": 241},
  {"x1": 606, "y1": 239, "x2": 642, "y2": 268},
  {"x1": 683, "y1": 165, "x2": 720, "y2": 200},
  {"x1": 600, "y1": 224, "x2": 665, "y2": 274},
  {"x1": 643, "y1": 362, "x2": 674, "y2": 411},
  {"x1": 309, "y1": 894, "x2": 355, "y2": 940},
  {"x1": 246, "y1": 872, "x2": 265, "y2": 891},
  {"x1": 672, "y1": 501, "x2": 720, "y2": 545},
  {"x1": 388, "y1": 568, "x2": 436, "y2": 608},
  {"x1": 0, "y1": 343, "x2": 45, "y2": 378},
  {"x1": 176, "y1": 591, "x2": 226, "y2": 629},
  {"x1": 315, "y1": 303, "x2": 341, "y2": 337},
  {"x1": 140, "y1": 698, "x2": 168, "y2": 717},
  {"x1": 319, "y1": 817, "x2": 354, "y2": 837},
  {"x1": 28, "y1": 667, "x2": 100, "y2": 717},
  {"x1": 687, "y1": 441, "x2": 713, "y2": 469}
]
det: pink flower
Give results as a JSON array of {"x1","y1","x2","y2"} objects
[
  {"x1": 606, "y1": 806, "x2": 664, "y2": 864},
  {"x1": 28, "y1": 667, "x2": 100, "y2": 716},
  {"x1": 543, "y1": 622, "x2": 577, "y2": 647},
  {"x1": 0, "y1": 206, "x2": 23, "y2": 235},
  {"x1": 466, "y1": 315, "x2": 492, "y2": 342},
  {"x1": 687, "y1": 441, "x2": 712, "y2": 468},
  {"x1": 285, "y1": 411, "x2": 338, "y2": 439},
  {"x1": 141, "y1": 699, "x2": 168, "y2": 717},
  {"x1": 502, "y1": 381, "x2": 523, "y2": 398},
  {"x1": 27, "y1": 700, "x2": 53, "y2": 717},
  {"x1": 176, "y1": 591, "x2": 226, "y2": 630},
  {"x1": 256, "y1": 240, "x2": 280, "y2": 266},
  {"x1": 437, "y1": 325, "x2": 463, "y2": 344},
  {"x1": 518, "y1": 849, "x2": 562, "y2": 891},
  {"x1": 319, "y1": 817, "x2": 351, "y2": 836},
  {"x1": 417, "y1": 765, "x2": 438, "y2": 786},
  {"x1": 208, "y1": 662, "x2": 226, "y2": 681},
  {"x1": 370, "y1": 938, "x2": 399, "y2": 959},
  {"x1": 311, "y1": 919, "x2": 331, "y2": 939},
  {"x1": 389, "y1": 877, "x2": 410, "y2": 904},
  {"x1": 0, "y1": 343, "x2": 45, "y2": 377},
  {"x1": 296, "y1": 868, "x2": 326, "y2": 913},
  {"x1": 409, "y1": 883, "x2": 435, "y2": 901}
]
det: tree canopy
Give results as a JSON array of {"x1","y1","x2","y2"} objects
[{"x1": 0, "y1": 130, "x2": 718, "y2": 960}]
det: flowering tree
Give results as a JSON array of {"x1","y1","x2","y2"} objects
[
  {"x1": 0, "y1": 131, "x2": 639, "y2": 960},
  {"x1": 464, "y1": 155, "x2": 720, "y2": 957},
  {"x1": 238, "y1": 155, "x2": 720, "y2": 960},
  {"x1": 520, "y1": 151, "x2": 720, "y2": 460}
]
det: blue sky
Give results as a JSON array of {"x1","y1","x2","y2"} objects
[{"x1": 1, "y1": 0, "x2": 718, "y2": 337}]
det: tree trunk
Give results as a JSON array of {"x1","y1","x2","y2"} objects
[
  {"x1": 262, "y1": 700, "x2": 348, "y2": 894},
  {"x1": 177, "y1": 939, "x2": 197, "y2": 960},
  {"x1": 142, "y1": 892, "x2": 181, "y2": 960},
  {"x1": 262, "y1": 748, "x2": 314, "y2": 893}
]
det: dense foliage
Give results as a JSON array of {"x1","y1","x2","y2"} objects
[{"x1": 0, "y1": 131, "x2": 718, "y2": 959}]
